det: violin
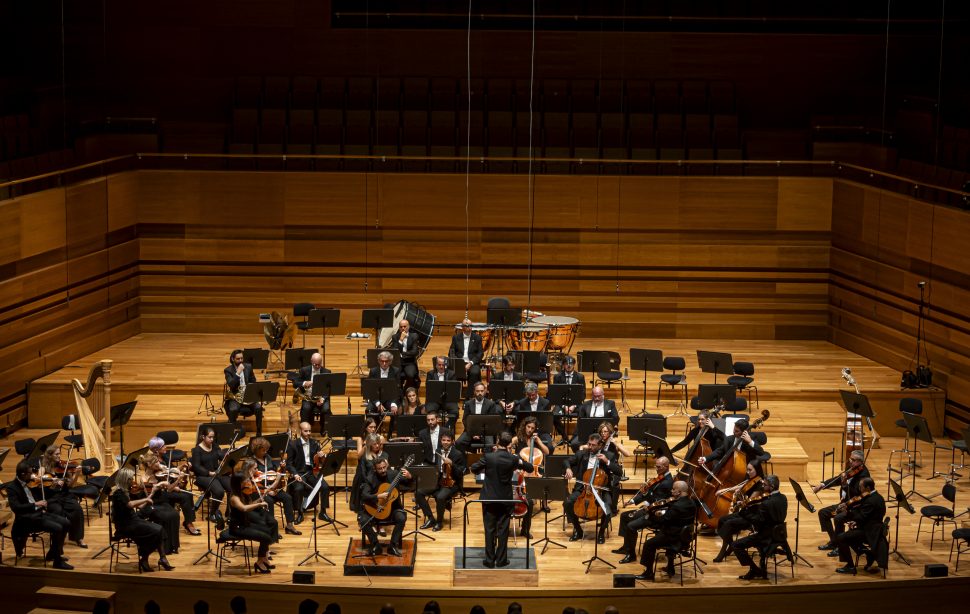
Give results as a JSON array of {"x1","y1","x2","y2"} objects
[
  {"x1": 27, "y1": 474, "x2": 57, "y2": 488},
  {"x1": 832, "y1": 490, "x2": 871, "y2": 516},
  {"x1": 813, "y1": 462, "x2": 865, "y2": 494},
  {"x1": 639, "y1": 472, "x2": 666, "y2": 495},
  {"x1": 631, "y1": 495, "x2": 677, "y2": 519},
  {"x1": 438, "y1": 448, "x2": 456, "y2": 489},
  {"x1": 241, "y1": 478, "x2": 258, "y2": 497},
  {"x1": 55, "y1": 460, "x2": 82, "y2": 471},
  {"x1": 734, "y1": 491, "x2": 770, "y2": 513}
]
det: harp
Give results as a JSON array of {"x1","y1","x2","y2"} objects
[{"x1": 72, "y1": 359, "x2": 116, "y2": 473}]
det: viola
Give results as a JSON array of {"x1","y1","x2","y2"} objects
[
  {"x1": 438, "y1": 448, "x2": 456, "y2": 489},
  {"x1": 639, "y1": 472, "x2": 667, "y2": 495}
]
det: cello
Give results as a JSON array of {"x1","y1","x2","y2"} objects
[
  {"x1": 513, "y1": 435, "x2": 543, "y2": 517},
  {"x1": 572, "y1": 451, "x2": 610, "y2": 521}
]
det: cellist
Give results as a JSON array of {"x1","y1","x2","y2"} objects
[
  {"x1": 284, "y1": 421, "x2": 333, "y2": 525},
  {"x1": 564, "y1": 433, "x2": 622, "y2": 544},
  {"x1": 510, "y1": 417, "x2": 550, "y2": 540},
  {"x1": 697, "y1": 418, "x2": 770, "y2": 470}
]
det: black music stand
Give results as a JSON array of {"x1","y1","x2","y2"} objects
[
  {"x1": 311, "y1": 373, "x2": 347, "y2": 434},
  {"x1": 361, "y1": 309, "x2": 394, "y2": 348},
  {"x1": 110, "y1": 401, "x2": 138, "y2": 461},
  {"x1": 385, "y1": 442, "x2": 425, "y2": 468},
  {"x1": 629, "y1": 349, "x2": 664, "y2": 414},
  {"x1": 403, "y1": 465, "x2": 439, "y2": 542},
  {"x1": 242, "y1": 348, "x2": 270, "y2": 372},
  {"x1": 577, "y1": 351, "x2": 612, "y2": 379},
  {"x1": 241, "y1": 381, "x2": 279, "y2": 411},
  {"x1": 787, "y1": 478, "x2": 816, "y2": 568},
  {"x1": 838, "y1": 389, "x2": 876, "y2": 466},
  {"x1": 217, "y1": 446, "x2": 251, "y2": 476},
  {"x1": 366, "y1": 348, "x2": 402, "y2": 369},
  {"x1": 509, "y1": 350, "x2": 541, "y2": 376},
  {"x1": 394, "y1": 415, "x2": 426, "y2": 440},
  {"x1": 192, "y1": 427, "x2": 245, "y2": 566},
  {"x1": 525, "y1": 477, "x2": 568, "y2": 554},
  {"x1": 261, "y1": 432, "x2": 289, "y2": 459},
  {"x1": 25, "y1": 431, "x2": 60, "y2": 463},
  {"x1": 285, "y1": 348, "x2": 317, "y2": 370},
  {"x1": 300, "y1": 448, "x2": 349, "y2": 564},
  {"x1": 487, "y1": 308, "x2": 522, "y2": 327},
  {"x1": 888, "y1": 477, "x2": 915, "y2": 565},
  {"x1": 446, "y1": 357, "x2": 467, "y2": 382},
  {"x1": 0, "y1": 448, "x2": 9, "y2": 470},
  {"x1": 901, "y1": 411, "x2": 935, "y2": 501},
  {"x1": 517, "y1": 410, "x2": 555, "y2": 438},
  {"x1": 696, "y1": 350, "x2": 734, "y2": 384},
  {"x1": 628, "y1": 416, "x2": 668, "y2": 461},
  {"x1": 576, "y1": 417, "x2": 620, "y2": 445},
  {"x1": 697, "y1": 384, "x2": 736, "y2": 409},
  {"x1": 121, "y1": 446, "x2": 149, "y2": 470},
  {"x1": 361, "y1": 378, "x2": 402, "y2": 422},
  {"x1": 426, "y1": 379, "x2": 462, "y2": 424},
  {"x1": 324, "y1": 414, "x2": 365, "y2": 497},
  {"x1": 464, "y1": 415, "x2": 504, "y2": 451},
  {"x1": 307, "y1": 308, "x2": 340, "y2": 366},
  {"x1": 548, "y1": 383, "x2": 586, "y2": 450},
  {"x1": 488, "y1": 380, "x2": 525, "y2": 412}
]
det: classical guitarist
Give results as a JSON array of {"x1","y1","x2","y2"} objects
[{"x1": 358, "y1": 456, "x2": 413, "y2": 557}]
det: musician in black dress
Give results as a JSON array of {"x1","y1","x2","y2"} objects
[
  {"x1": 137, "y1": 452, "x2": 183, "y2": 554},
  {"x1": 228, "y1": 472, "x2": 275, "y2": 574},
  {"x1": 285, "y1": 421, "x2": 333, "y2": 524},
  {"x1": 191, "y1": 426, "x2": 231, "y2": 518},
  {"x1": 111, "y1": 467, "x2": 174, "y2": 572},
  {"x1": 292, "y1": 352, "x2": 332, "y2": 427},
  {"x1": 39, "y1": 446, "x2": 87, "y2": 549},
  {"x1": 366, "y1": 351, "x2": 401, "y2": 415},
  {"x1": 470, "y1": 431, "x2": 534, "y2": 568},
  {"x1": 416, "y1": 430, "x2": 465, "y2": 531},
  {"x1": 816, "y1": 449, "x2": 870, "y2": 554},
  {"x1": 248, "y1": 437, "x2": 301, "y2": 535},
  {"x1": 832, "y1": 477, "x2": 888, "y2": 574},
  {"x1": 634, "y1": 480, "x2": 697, "y2": 581},
  {"x1": 391, "y1": 319, "x2": 421, "y2": 391},
  {"x1": 456, "y1": 381, "x2": 501, "y2": 453},
  {"x1": 358, "y1": 457, "x2": 413, "y2": 557},
  {"x1": 510, "y1": 417, "x2": 550, "y2": 539},
  {"x1": 564, "y1": 433, "x2": 622, "y2": 544},
  {"x1": 7, "y1": 461, "x2": 72, "y2": 569},
  {"x1": 448, "y1": 318, "x2": 484, "y2": 385},
  {"x1": 224, "y1": 349, "x2": 264, "y2": 437},
  {"x1": 144, "y1": 439, "x2": 199, "y2": 535},
  {"x1": 613, "y1": 456, "x2": 674, "y2": 563},
  {"x1": 713, "y1": 462, "x2": 765, "y2": 562},
  {"x1": 733, "y1": 474, "x2": 788, "y2": 580}
]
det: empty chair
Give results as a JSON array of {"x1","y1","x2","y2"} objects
[
  {"x1": 293, "y1": 303, "x2": 315, "y2": 346},
  {"x1": 595, "y1": 351, "x2": 626, "y2": 406},
  {"x1": 61, "y1": 415, "x2": 85, "y2": 451},
  {"x1": 727, "y1": 361, "x2": 759, "y2": 408},
  {"x1": 917, "y1": 483, "x2": 963, "y2": 550},
  {"x1": 657, "y1": 357, "x2": 689, "y2": 407}
]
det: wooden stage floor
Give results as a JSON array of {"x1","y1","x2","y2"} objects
[{"x1": 4, "y1": 333, "x2": 966, "y2": 596}]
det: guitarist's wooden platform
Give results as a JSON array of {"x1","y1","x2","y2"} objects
[{"x1": 343, "y1": 538, "x2": 417, "y2": 576}]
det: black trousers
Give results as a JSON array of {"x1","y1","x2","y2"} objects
[
  {"x1": 483, "y1": 502, "x2": 514, "y2": 564},
  {"x1": 455, "y1": 432, "x2": 493, "y2": 453},
  {"x1": 834, "y1": 527, "x2": 868, "y2": 565},
  {"x1": 16, "y1": 513, "x2": 70, "y2": 559},
  {"x1": 195, "y1": 475, "x2": 231, "y2": 508},
  {"x1": 639, "y1": 532, "x2": 682, "y2": 569},
  {"x1": 226, "y1": 401, "x2": 263, "y2": 436},
  {"x1": 232, "y1": 523, "x2": 274, "y2": 558},
  {"x1": 733, "y1": 530, "x2": 772, "y2": 571},
  {"x1": 299, "y1": 400, "x2": 331, "y2": 427},
  {"x1": 265, "y1": 490, "x2": 295, "y2": 524},
  {"x1": 415, "y1": 484, "x2": 460, "y2": 524},
  {"x1": 619, "y1": 509, "x2": 657, "y2": 554},
  {"x1": 818, "y1": 504, "x2": 847, "y2": 541},
  {"x1": 158, "y1": 489, "x2": 196, "y2": 524},
  {"x1": 117, "y1": 518, "x2": 164, "y2": 559},
  {"x1": 359, "y1": 509, "x2": 407, "y2": 548},
  {"x1": 143, "y1": 502, "x2": 180, "y2": 554},
  {"x1": 48, "y1": 493, "x2": 84, "y2": 542},
  {"x1": 288, "y1": 475, "x2": 329, "y2": 513},
  {"x1": 716, "y1": 512, "x2": 752, "y2": 550}
]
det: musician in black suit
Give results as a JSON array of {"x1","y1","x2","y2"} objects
[
  {"x1": 358, "y1": 457, "x2": 413, "y2": 557},
  {"x1": 733, "y1": 474, "x2": 788, "y2": 580},
  {"x1": 634, "y1": 480, "x2": 697, "y2": 581},
  {"x1": 285, "y1": 421, "x2": 333, "y2": 524},
  {"x1": 564, "y1": 433, "x2": 622, "y2": 543},
  {"x1": 224, "y1": 349, "x2": 264, "y2": 437},
  {"x1": 698, "y1": 418, "x2": 770, "y2": 471},
  {"x1": 550, "y1": 356, "x2": 586, "y2": 441},
  {"x1": 291, "y1": 352, "x2": 332, "y2": 427},
  {"x1": 424, "y1": 355, "x2": 459, "y2": 425},
  {"x1": 390, "y1": 319, "x2": 421, "y2": 391},
  {"x1": 416, "y1": 430, "x2": 466, "y2": 531},
  {"x1": 833, "y1": 477, "x2": 888, "y2": 574},
  {"x1": 7, "y1": 461, "x2": 72, "y2": 569},
  {"x1": 448, "y1": 318, "x2": 484, "y2": 385},
  {"x1": 366, "y1": 351, "x2": 401, "y2": 415},
  {"x1": 713, "y1": 462, "x2": 765, "y2": 563},
  {"x1": 470, "y1": 431, "x2": 534, "y2": 568},
  {"x1": 456, "y1": 381, "x2": 501, "y2": 453},
  {"x1": 512, "y1": 382, "x2": 554, "y2": 449},
  {"x1": 416, "y1": 410, "x2": 444, "y2": 465},
  {"x1": 816, "y1": 449, "x2": 870, "y2": 553},
  {"x1": 614, "y1": 456, "x2": 674, "y2": 563},
  {"x1": 569, "y1": 386, "x2": 619, "y2": 451}
]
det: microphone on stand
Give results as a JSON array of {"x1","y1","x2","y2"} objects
[{"x1": 347, "y1": 397, "x2": 352, "y2": 415}]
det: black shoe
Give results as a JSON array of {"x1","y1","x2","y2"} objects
[
  {"x1": 254, "y1": 562, "x2": 271, "y2": 574},
  {"x1": 482, "y1": 559, "x2": 495, "y2": 568},
  {"x1": 158, "y1": 558, "x2": 175, "y2": 571},
  {"x1": 432, "y1": 523, "x2": 443, "y2": 532},
  {"x1": 368, "y1": 544, "x2": 382, "y2": 557},
  {"x1": 569, "y1": 529, "x2": 584, "y2": 542},
  {"x1": 835, "y1": 565, "x2": 857, "y2": 575},
  {"x1": 285, "y1": 526, "x2": 302, "y2": 536},
  {"x1": 522, "y1": 532, "x2": 533, "y2": 540},
  {"x1": 634, "y1": 569, "x2": 654, "y2": 581},
  {"x1": 138, "y1": 558, "x2": 153, "y2": 573},
  {"x1": 611, "y1": 547, "x2": 628, "y2": 555},
  {"x1": 597, "y1": 534, "x2": 606, "y2": 544},
  {"x1": 183, "y1": 522, "x2": 202, "y2": 536},
  {"x1": 53, "y1": 559, "x2": 74, "y2": 571},
  {"x1": 318, "y1": 512, "x2": 333, "y2": 524},
  {"x1": 378, "y1": 528, "x2": 387, "y2": 537},
  {"x1": 619, "y1": 555, "x2": 637, "y2": 564},
  {"x1": 739, "y1": 568, "x2": 762, "y2": 580},
  {"x1": 387, "y1": 545, "x2": 402, "y2": 557},
  {"x1": 295, "y1": 511, "x2": 304, "y2": 525},
  {"x1": 420, "y1": 518, "x2": 435, "y2": 530},
  {"x1": 712, "y1": 553, "x2": 727, "y2": 563},
  {"x1": 827, "y1": 549, "x2": 840, "y2": 557},
  {"x1": 496, "y1": 559, "x2": 510, "y2": 568},
  {"x1": 818, "y1": 542, "x2": 835, "y2": 551},
  {"x1": 73, "y1": 540, "x2": 88, "y2": 549}
]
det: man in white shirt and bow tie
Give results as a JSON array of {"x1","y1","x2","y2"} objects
[{"x1": 570, "y1": 386, "x2": 619, "y2": 451}]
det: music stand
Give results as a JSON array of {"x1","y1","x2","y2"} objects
[
  {"x1": 366, "y1": 348, "x2": 402, "y2": 369},
  {"x1": 199, "y1": 422, "x2": 246, "y2": 447},
  {"x1": 241, "y1": 381, "x2": 279, "y2": 412},
  {"x1": 525, "y1": 477, "x2": 568, "y2": 554},
  {"x1": 839, "y1": 390, "x2": 876, "y2": 466},
  {"x1": 697, "y1": 384, "x2": 736, "y2": 409},
  {"x1": 517, "y1": 410, "x2": 555, "y2": 437},
  {"x1": 888, "y1": 478, "x2": 915, "y2": 565},
  {"x1": 311, "y1": 373, "x2": 347, "y2": 433},
  {"x1": 110, "y1": 401, "x2": 137, "y2": 460},
  {"x1": 300, "y1": 448, "x2": 349, "y2": 564},
  {"x1": 361, "y1": 309, "x2": 394, "y2": 348},
  {"x1": 696, "y1": 350, "x2": 734, "y2": 384},
  {"x1": 426, "y1": 380, "x2": 462, "y2": 413},
  {"x1": 242, "y1": 348, "x2": 270, "y2": 371},
  {"x1": 901, "y1": 411, "x2": 935, "y2": 501},
  {"x1": 262, "y1": 432, "x2": 289, "y2": 458},
  {"x1": 394, "y1": 415, "x2": 426, "y2": 440},
  {"x1": 464, "y1": 415, "x2": 504, "y2": 451},
  {"x1": 324, "y1": 414, "x2": 365, "y2": 496},
  {"x1": 25, "y1": 431, "x2": 60, "y2": 463},
  {"x1": 577, "y1": 351, "x2": 612, "y2": 378},
  {"x1": 488, "y1": 380, "x2": 525, "y2": 411},
  {"x1": 787, "y1": 478, "x2": 816, "y2": 568},
  {"x1": 285, "y1": 348, "x2": 317, "y2": 370},
  {"x1": 385, "y1": 442, "x2": 425, "y2": 468},
  {"x1": 307, "y1": 308, "x2": 340, "y2": 366},
  {"x1": 576, "y1": 417, "x2": 619, "y2": 445},
  {"x1": 547, "y1": 384, "x2": 585, "y2": 410},
  {"x1": 509, "y1": 350, "x2": 541, "y2": 375},
  {"x1": 446, "y1": 357, "x2": 467, "y2": 381},
  {"x1": 627, "y1": 416, "x2": 667, "y2": 461},
  {"x1": 487, "y1": 308, "x2": 522, "y2": 327},
  {"x1": 629, "y1": 349, "x2": 664, "y2": 413},
  {"x1": 403, "y1": 465, "x2": 439, "y2": 541},
  {"x1": 217, "y1": 446, "x2": 252, "y2": 476}
]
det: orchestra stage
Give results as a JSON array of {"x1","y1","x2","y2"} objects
[{"x1": 2, "y1": 333, "x2": 966, "y2": 614}]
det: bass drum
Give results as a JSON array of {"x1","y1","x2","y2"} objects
[
  {"x1": 378, "y1": 300, "x2": 436, "y2": 358},
  {"x1": 533, "y1": 315, "x2": 580, "y2": 354}
]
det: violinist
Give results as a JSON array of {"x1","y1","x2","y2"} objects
[
  {"x1": 613, "y1": 456, "x2": 673, "y2": 563},
  {"x1": 697, "y1": 418, "x2": 770, "y2": 470},
  {"x1": 470, "y1": 431, "x2": 534, "y2": 568},
  {"x1": 358, "y1": 457, "x2": 413, "y2": 557},
  {"x1": 39, "y1": 446, "x2": 87, "y2": 549},
  {"x1": 564, "y1": 433, "x2": 622, "y2": 544},
  {"x1": 816, "y1": 449, "x2": 870, "y2": 555},
  {"x1": 510, "y1": 417, "x2": 550, "y2": 539},
  {"x1": 284, "y1": 422, "x2": 333, "y2": 524},
  {"x1": 238, "y1": 459, "x2": 281, "y2": 543},
  {"x1": 633, "y1": 480, "x2": 697, "y2": 581},
  {"x1": 416, "y1": 430, "x2": 465, "y2": 532},
  {"x1": 292, "y1": 352, "x2": 332, "y2": 427},
  {"x1": 833, "y1": 477, "x2": 887, "y2": 574},
  {"x1": 137, "y1": 452, "x2": 183, "y2": 554},
  {"x1": 111, "y1": 467, "x2": 174, "y2": 572},
  {"x1": 733, "y1": 474, "x2": 787, "y2": 581},
  {"x1": 145, "y1": 438, "x2": 200, "y2": 535},
  {"x1": 228, "y1": 472, "x2": 275, "y2": 573},
  {"x1": 190, "y1": 426, "x2": 231, "y2": 518},
  {"x1": 248, "y1": 437, "x2": 301, "y2": 535},
  {"x1": 391, "y1": 319, "x2": 421, "y2": 391},
  {"x1": 456, "y1": 381, "x2": 501, "y2": 453},
  {"x1": 7, "y1": 461, "x2": 72, "y2": 569},
  {"x1": 224, "y1": 349, "x2": 264, "y2": 437},
  {"x1": 712, "y1": 462, "x2": 765, "y2": 563}
]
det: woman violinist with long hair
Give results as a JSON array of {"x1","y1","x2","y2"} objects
[
  {"x1": 228, "y1": 471, "x2": 275, "y2": 573},
  {"x1": 112, "y1": 467, "x2": 174, "y2": 572}
]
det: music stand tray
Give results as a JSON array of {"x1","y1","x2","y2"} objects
[
  {"x1": 262, "y1": 432, "x2": 289, "y2": 458},
  {"x1": 547, "y1": 384, "x2": 585, "y2": 409},
  {"x1": 425, "y1": 380, "x2": 462, "y2": 406},
  {"x1": 385, "y1": 442, "x2": 425, "y2": 468},
  {"x1": 361, "y1": 309, "x2": 394, "y2": 348},
  {"x1": 201, "y1": 422, "x2": 246, "y2": 447},
  {"x1": 366, "y1": 348, "x2": 402, "y2": 369},
  {"x1": 242, "y1": 381, "x2": 279, "y2": 406},
  {"x1": 627, "y1": 416, "x2": 667, "y2": 445},
  {"x1": 464, "y1": 415, "x2": 504, "y2": 446},
  {"x1": 696, "y1": 350, "x2": 734, "y2": 384},
  {"x1": 218, "y1": 446, "x2": 252, "y2": 476},
  {"x1": 629, "y1": 349, "x2": 664, "y2": 373},
  {"x1": 787, "y1": 478, "x2": 816, "y2": 568},
  {"x1": 308, "y1": 308, "x2": 340, "y2": 330},
  {"x1": 576, "y1": 350, "x2": 613, "y2": 375}
]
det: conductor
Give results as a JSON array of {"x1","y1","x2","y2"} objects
[{"x1": 470, "y1": 431, "x2": 533, "y2": 568}]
